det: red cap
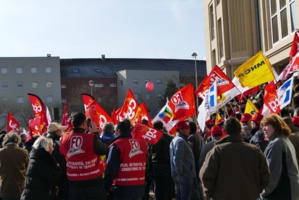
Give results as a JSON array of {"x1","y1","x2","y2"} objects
[
  {"x1": 292, "y1": 116, "x2": 299, "y2": 126},
  {"x1": 241, "y1": 113, "x2": 252, "y2": 123},
  {"x1": 252, "y1": 113, "x2": 263, "y2": 124},
  {"x1": 205, "y1": 119, "x2": 215, "y2": 129},
  {"x1": 176, "y1": 121, "x2": 189, "y2": 130},
  {"x1": 211, "y1": 125, "x2": 223, "y2": 136}
]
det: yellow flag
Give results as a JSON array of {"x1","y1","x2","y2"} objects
[
  {"x1": 244, "y1": 99, "x2": 258, "y2": 116},
  {"x1": 215, "y1": 112, "x2": 222, "y2": 125},
  {"x1": 234, "y1": 51, "x2": 275, "y2": 87}
]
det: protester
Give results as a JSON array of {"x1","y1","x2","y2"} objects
[
  {"x1": 104, "y1": 120, "x2": 148, "y2": 200},
  {"x1": 0, "y1": 131, "x2": 29, "y2": 200},
  {"x1": 46, "y1": 122, "x2": 69, "y2": 200},
  {"x1": 198, "y1": 125, "x2": 223, "y2": 170},
  {"x1": 19, "y1": 132, "x2": 27, "y2": 148},
  {"x1": 100, "y1": 122, "x2": 116, "y2": 146},
  {"x1": 170, "y1": 121, "x2": 200, "y2": 200},
  {"x1": 250, "y1": 113, "x2": 269, "y2": 152},
  {"x1": 21, "y1": 136, "x2": 62, "y2": 200},
  {"x1": 200, "y1": 117, "x2": 270, "y2": 200},
  {"x1": 187, "y1": 121, "x2": 204, "y2": 200},
  {"x1": 260, "y1": 114, "x2": 299, "y2": 200},
  {"x1": 60, "y1": 112, "x2": 109, "y2": 200},
  {"x1": 240, "y1": 113, "x2": 253, "y2": 142},
  {"x1": 151, "y1": 120, "x2": 174, "y2": 200}
]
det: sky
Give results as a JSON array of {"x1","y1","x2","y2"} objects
[{"x1": 0, "y1": 0, "x2": 206, "y2": 60}]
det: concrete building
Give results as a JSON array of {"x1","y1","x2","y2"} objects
[
  {"x1": 0, "y1": 56, "x2": 61, "y2": 105},
  {"x1": 203, "y1": 0, "x2": 298, "y2": 77}
]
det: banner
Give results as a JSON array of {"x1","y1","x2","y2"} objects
[
  {"x1": 234, "y1": 51, "x2": 275, "y2": 87},
  {"x1": 7, "y1": 112, "x2": 21, "y2": 134},
  {"x1": 61, "y1": 101, "x2": 73, "y2": 132},
  {"x1": 131, "y1": 123, "x2": 163, "y2": 144},
  {"x1": 28, "y1": 93, "x2": 47, "y2": 134},
  {"x1": 117, "y1": 89, "x2": 139, "y2": 122}
]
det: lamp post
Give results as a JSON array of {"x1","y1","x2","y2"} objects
[
  {"x1": 192, "y1": 52, "x2": 199, "y2": 109},
  {"x1": 89, "y1": 80, "x2": 94, "y2": 96}
]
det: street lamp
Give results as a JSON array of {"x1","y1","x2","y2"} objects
[
  {"x1": 192, "y1": 52, "x2": 199, "y2": 109},
  {"x1": 89, "y1": 80, "x2": 94, "y2": 96}
]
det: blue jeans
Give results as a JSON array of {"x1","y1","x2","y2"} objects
[
  {"x1": 69, "y1": 184, "x2": 106, "y2": 200},
  {"x1": 175, "y1": 180, "x2": 193, "y2": 200}
]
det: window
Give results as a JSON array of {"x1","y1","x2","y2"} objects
[
  {"x1": 95, "y1": 83, "x2": 104, "y2": 88},
  {"x1": 145, "y1": 79, "x2": 150, "y2": 83},
  {"x1": 270, "y1": 0, "x2": 292, "y2": 44},
  {"x1": 133, "y1": 79, "x2": 138, "y2": 85},
  {"x1": 120, "y1": 80, "x2": 123, "y2": 85},
  {"x1": 46, "y1": 95, "x2": 53, "y2": 103},
  {"x1": 1, "y1": 68, "x2": 7, "y2": 74},
  {"x1": 31, "y1": 67, "x2": 37, "y2": 73},
  {"x1": 16, "y1": 67, "x2": 23, "y2": 74},
  {"x1": 156, "y1": 80, "x2": 162, "y2": 85},
  {"x1": 209, "y1": 4, "x2": 215, "y2": 40},
  {"x1": 1, "y1": 82, "x2": 8, "y2": 89},
  {"x1": 17, "y1": 96, "x2": 24, "y2": 104},
  {"x1": 61, "y1": 84, "x2": 66, "y2": 89},
  {"x1": 95, "y1": 68, "x2": 102, "y2": 73},
  {"x1": 45, "y1": 66, "x2": 52, "y2": 73},
  {"x1": 290, "y1": 0, "x2": 296, "y2": 32},
  {"x1": 71, "y1": 69, "x2": 80, "y2": 73},
  {"x1": 109, "y1": 83, "x2": 116, "y2": 87},
  {"x1": 17, "y1": 81, "x2": 23, "y2": 88},
  {"x1": 156, "y1": 93, "x2": 162, "y2": 98},
  {"x1": 46, "y1": 81, "x2": 53, "y2": 88},
  {"x1": 31, "y1": 81, "x2": 38, "y2": 88}
]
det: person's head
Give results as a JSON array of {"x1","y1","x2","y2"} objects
[
  {"x1": 223, "y1": 117, "x2": 242, "y2": 135},
  {"x1": 261, "y1": 114, "x2": 291, "y2": 138},
  {"x1": 71, "y1": 112, "x2": 87, "y2": 128},
  {"x1": 2, "y1": 131, "x2": 21, "y2": 146},
  {"x1": 189, "y1": 122, "x2": 197, "y2": 134},
  {"x1": 32, "y1": 136, "x2": 54, "y2": 154},
  {"x1": 103, "y1": 122, "x2": 115, "y2": 134},
  {"x1": 153, "y1": 120, "x2": 164, "y2": 131},
  {"x1": 47, "y1": 122, "x2": 67, "y2": 138},
  {"x1": 283, "y1": 117, "x2": 299, "y2": 133},
  {"x1": 176, "y1": 121, "x2": 190, "y2": 136},
  {"x1": 20, "y1": 132, "x2": 27, "y2": 142},
  {"x1": 211, "y1": 125, "x2": 223, "y2": 140},
  {"x1": 141, "y1": 119, "x2": 149, "y2": 126},
  {"x1": 115, "y1": 120, "x2": 131, "y2": 136},
  {"x1": 240, "y1": 113, "x2": 252, "y2": 125},
  {"x1": 251, "y1": 113, "x2": 263, "y2": 129},
  {"x1": 205, "y1": 119, "x2": 215, "y2": 130}
]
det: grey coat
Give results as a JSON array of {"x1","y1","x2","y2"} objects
[{"x1": 170, "y1": 133, "x2": 196, "y2": 184}]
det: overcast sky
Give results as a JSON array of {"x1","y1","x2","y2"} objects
[{"x1": 0, "y1": 0, "x2": 206, "y2": 60}]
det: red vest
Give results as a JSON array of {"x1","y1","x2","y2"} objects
[
  {"x1": 60, "y1": 132, "x2": 104, "y2": 181},
  {"x1": 113, "y1": 138, "x2": 147, "y2": 186}
]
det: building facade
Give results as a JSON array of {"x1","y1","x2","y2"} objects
[{"x1": 204, "y1": 0, "x2": 298, "y2": 77}]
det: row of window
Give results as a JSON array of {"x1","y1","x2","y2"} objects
[
  {"x1": 71, "y1": 68, "x2": 103, "y2": 74},
  {"x1": 0, "y1": 66, "x2": 52, "y2": 74},
  {"x1": 61, "y1": 83, "x2": 117, "y2": 89},
  {"x1": 1, "y1": 81, "x2": 53, "y2": 89},
  {"x1": 2, "y1": 96, "x2": 53, "y2": 104},
  {"x1": 132, "y1": 79, "x2": 162, "y2": 85}
]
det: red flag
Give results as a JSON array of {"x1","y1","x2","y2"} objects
[
  {"x1": 131, "y1": 123, "x2": 163, "y2": 144},
  {"x1": 290, "y1": 32, "x2": 299, "y2": 59},
  {"x1": 171, "y1": 84, "x2": 196, "y2": 121},
  {"x1": 236, "y1": 86, "x2": 260, "y2": 100},
  {"x1": 117, "y1": 89, "x2": 139, "y2": 122},
  {"x1": 264, "y1": 81, "x2": 280, "y2": 114},
  {"x1": 112, "y1": 107, "x2": 122, "y2": 124},
  {"x1": 7, "y1": 112, "x2": 21, "y2": 134},
  {"x1": 195, "y1": 65, "x2": 235, "y2": 99},
  {"x1": 85, "y1": 99, "x2": 114, "y2": 131},
  {"x1": 28, "y1": 117, "x2": 42, "y2": 137},
  {"x1": 134, "y1": 102, "x2": 152, "y2": 127},
  {"x1": 28, "y1": 93, "x2": 48, "y2": 133},
  {"x1": 61, "y1": 102, "x2": 73, "y2": 132},
  {"x1": 81, "y1": 93, "x2": 95, "y2": 109}
]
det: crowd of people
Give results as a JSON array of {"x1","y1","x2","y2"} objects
[{"x1": 1, "y1": 88, "x2": 299, "y2": 199}]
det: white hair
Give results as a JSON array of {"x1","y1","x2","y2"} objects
[{"x1": 32, "y1": 136, "x2": 53, "y2": 152}]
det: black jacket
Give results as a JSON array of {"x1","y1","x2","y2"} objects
[{"x1": 20, "y1": 148, "x2": 62, "y2": 200}]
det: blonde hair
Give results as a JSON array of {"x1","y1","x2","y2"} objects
[
  {"x1": 32, "y1": 136, "x2": 53, "y2": 152},
  {"x1": 260, "y1": 114, "x2": 291, "y2": 137}
]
